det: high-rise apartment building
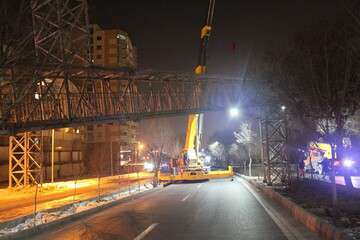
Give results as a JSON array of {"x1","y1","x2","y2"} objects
[
  {"x1": 90, "y1": 24, "x2": 137, "y2": 69},
  {"x1": 84, "y1": 24, "x2": 139, "y2": 175}
]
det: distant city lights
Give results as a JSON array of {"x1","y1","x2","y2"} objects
[{"x1": 144, "y1": 162, "x2": 154, "y2": 171}]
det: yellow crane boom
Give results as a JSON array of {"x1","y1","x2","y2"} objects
[{"x1": 183, "y1": 0, "x2": 215, "y2": 170}]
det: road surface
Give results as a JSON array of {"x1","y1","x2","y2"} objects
[{"x1": 30, "y1": 177, "x2": 319, "y2": 240}]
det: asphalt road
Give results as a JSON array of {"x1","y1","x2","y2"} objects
[{"x1": 30, "y1": 178, "x2": 319, "y2": 240}]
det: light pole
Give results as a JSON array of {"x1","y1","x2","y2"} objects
[
  {"x1": 136, "y1": 142, "x2": 144, "y2": 191},
  {"x1": 137, "y1": 142, "x2": 144, "y2": 163},
  {"x1": 51, "y1": 129, "x2": 55, "y2": 182}
]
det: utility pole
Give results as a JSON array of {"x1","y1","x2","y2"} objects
[
  {"x1": 110, "y1": 140, "x2": 113, "y2": 176},
  {"x1": 51, "y1": 129, "x2": 55, "y2": 183}
]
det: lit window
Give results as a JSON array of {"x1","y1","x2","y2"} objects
[{"x1": 117, "y1": 34, "x2": 126, "y2": 40}]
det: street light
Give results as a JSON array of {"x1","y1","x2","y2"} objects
[
  {"x1": 136, "y1": 142, "x2": 145, "y2": 164},
  {"x1": 281, "y1": 105, "x2": 286, "y2": 112},
  {"x1": 228, "y1": 107, "x2": 240, "y2": 118}
]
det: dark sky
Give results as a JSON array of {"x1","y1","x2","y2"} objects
[
  {"x1": 90, "y1": 0, "x2": 343, "y2": 74},
  {"x1": 90, "y1": 0, "x2": 345, "y2": 149}
]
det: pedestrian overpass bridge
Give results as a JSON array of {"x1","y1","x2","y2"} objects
[
  {"x1": 0, "y1": 0, "x2": 287, "y2": 188},
  {"x1": 0, "y1": 67, "x2": 244, "y2": 134}
]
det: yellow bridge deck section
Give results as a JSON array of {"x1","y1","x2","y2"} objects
[{"x1": 159, "y1": 166, "x2": 234, "y2": 182}]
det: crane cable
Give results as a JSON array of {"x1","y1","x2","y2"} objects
[{"x1": 195, "y1": 0, "x2": 215, "y2": 75}]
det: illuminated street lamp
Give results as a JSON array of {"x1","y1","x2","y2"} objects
[
  {"x1": 136, "y1": 142, "x2": 145, "y2": 164},
  {"x1": 281, "y1": 105, "x2": 286, "y2": 112},
  {"x1": 228, "y1": 107, "x2": 240, "y2": 118}
]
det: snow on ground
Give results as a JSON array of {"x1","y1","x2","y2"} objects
[{"x1": 0, "y1": 183, "x2": 153, "y2": 237}]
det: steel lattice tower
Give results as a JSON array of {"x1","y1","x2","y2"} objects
[{"x1": 260, "y1": 115, "x2": 289, "y2": 185}]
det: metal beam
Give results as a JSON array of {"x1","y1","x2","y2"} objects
[{"x1": 9, "y1": 132, "x2": 41, "y2": 188}]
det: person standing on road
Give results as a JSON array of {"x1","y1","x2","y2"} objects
[
  {"x1": 319, "y1": 155, "x2": 330, "y2": 180},
  {"x1": 298, "y1": 159, "x2": 305, "y2": 178}
]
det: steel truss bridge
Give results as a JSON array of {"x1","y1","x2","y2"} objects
[{"x1": 0, "y1": 0, "x2": 288, "y2": 188}]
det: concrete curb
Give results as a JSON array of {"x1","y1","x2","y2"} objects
[
  {"x1": 240, "y1": 175, "x2": 352, "y2": 240},
  {"x1": 0, "y1": 182, "x2": 157, "y2": 240}
]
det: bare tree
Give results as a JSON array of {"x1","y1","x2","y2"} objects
[
  {"x1": 139, "y1": 117, "x2": 185, "y2": 157},
  {"x1": 228, "y1": 143, "x2": 242, "y2": 165},
  {"x1": 167, "y1": 136, "x2": 182, "y2": 158},
  {"x1": 234, "y1": 122, "x2": 257, "y2": 176},
  {"x1": 228, "y1": 143, "x2": 250, "y2": 174},
  {"x1": 208, "y1": 141, "x2": 227, "y2": 167},
  {"x1": 140, "y1": 118, "x2": 183, "y2": 185}
]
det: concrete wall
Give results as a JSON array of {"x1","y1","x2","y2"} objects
[
  {"x1": 43, "y1": 163, "x2": 84, "y2": 180},
  {"x1": 1, "y1": 160, "x2": 84, "y2": 184}
]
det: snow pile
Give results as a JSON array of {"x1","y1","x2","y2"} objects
[{"x1": 0, "y1": 184, "x2": 153, "y2": 237}]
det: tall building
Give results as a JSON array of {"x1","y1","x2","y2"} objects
[
  {"x1": 90, "y1": 24, "x2": 137, "y2": 69},
  {"x1": 83, "y1": 24, "x2": 139, "y2": 175}
]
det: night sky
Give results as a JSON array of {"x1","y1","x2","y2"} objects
[{"x1": 90, "y1": 0, "x2": 345, "y2": 149}]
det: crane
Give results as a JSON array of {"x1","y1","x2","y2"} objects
[
  {"x1": 158, "y1": 0, "x2": 233, "y2": 182},
  {"x1": 183, "y1": 0, "x2": 215, "y2": 171}
]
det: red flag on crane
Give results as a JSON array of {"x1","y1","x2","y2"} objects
[{"x1": 230, "y1": 42, "x2": 237, "y2": 53}]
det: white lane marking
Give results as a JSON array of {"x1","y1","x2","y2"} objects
[
  {"x1": 181, "y1": 193, "x2": 191, "y2": 202},
  {"x1": 134, "y1": 223, "x2": 159, "y2": 240},
  {"x1": 181, "y1": 183, "x2": 202, "y2": 202},
  {"x1": 237, "y1": 177, "x2": 302, "y2": 240}
]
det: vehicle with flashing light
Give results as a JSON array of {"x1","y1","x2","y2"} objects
[
  {"x1": 335, "y1": 156, "x2": 360, "y2": 176},
  {"x1": 304, "y1": 142, "x2": 332, "y2": 175},
  {"x1": 304, "y1": 141, "x2": 360, "y2": 176}
]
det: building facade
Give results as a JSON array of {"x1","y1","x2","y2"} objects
[
  {"x1": 90, "y1": 24, "x2": 137, "y2": 69},
  {"x1": 83, "y1": 24, "x2": 139, "y2": 175}
]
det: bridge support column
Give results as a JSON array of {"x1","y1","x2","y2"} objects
[
  {"x1": 9, "y1": 132, "x2": 41, "y2": 188},
  {"x1": 260, "y1": 117, "x2": 289, "y2": 186}
]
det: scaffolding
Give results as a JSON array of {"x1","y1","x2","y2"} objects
[
  {"x1": 7, "y1": 0, "x2": 89, "y2": 188},
  {"x1": 9, "y1": 132, "x2": 41, "y2": 188},
  {"x1": 260, "y1": 117, "x2": 289, "y2": 185}
]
